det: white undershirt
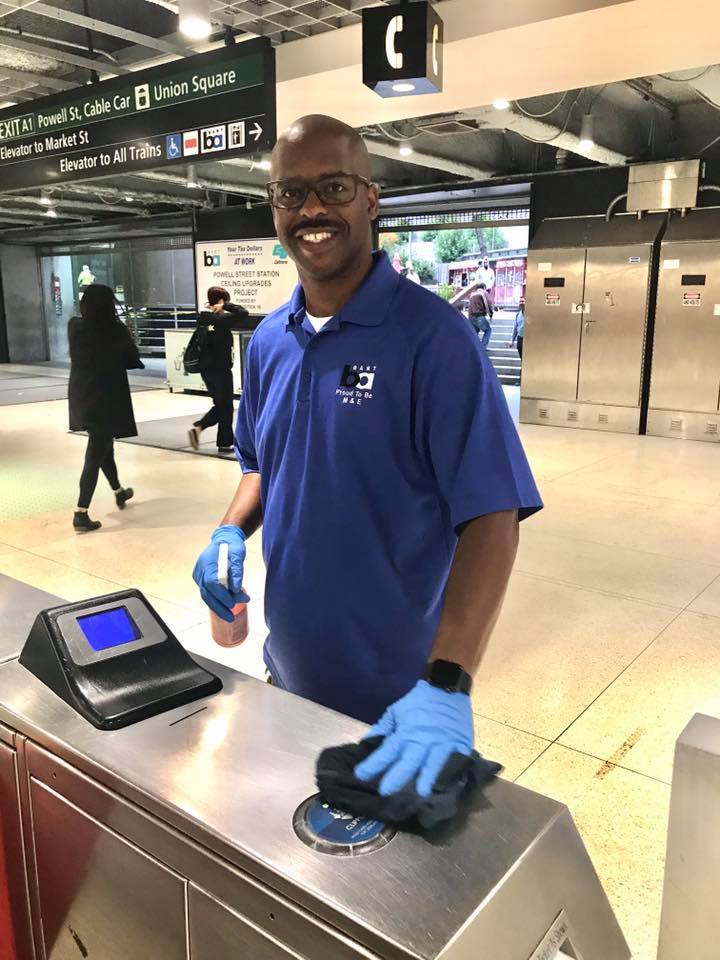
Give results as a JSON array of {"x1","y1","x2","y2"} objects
[{"x1": 305, "y1": 311, "x2": 333, "y2": 333}]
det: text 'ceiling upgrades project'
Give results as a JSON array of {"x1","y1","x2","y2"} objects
[{"x1": 0, "y1": 39, "x2": 276, "y2": 191}]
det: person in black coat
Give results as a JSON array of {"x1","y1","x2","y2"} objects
[
  {"x1": 188, "y1": 286, "x2": 249, "y2": 454},
  {"x1": 68, "y1": 284, "x2": 144, "y2": 532}
]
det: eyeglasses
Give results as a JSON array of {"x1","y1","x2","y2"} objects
[{"x1": 266, "y1": 174, "x2": 373, "y2": 210}]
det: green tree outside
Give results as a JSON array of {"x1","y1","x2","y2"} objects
[
  {"x1": 412, "y1": 259, "x2": 436, "y2": 283},
  {"x1": 433, "y1": 229, "x2": 476, "y2": 263}
]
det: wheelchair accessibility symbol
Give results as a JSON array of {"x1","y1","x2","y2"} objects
[{"x1": 166, "y1": 134, "x2": 182, "y2": 160}]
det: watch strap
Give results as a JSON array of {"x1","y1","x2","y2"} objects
[{"x1": 423, "y1": 659, "x2": 472, "y2": 695}]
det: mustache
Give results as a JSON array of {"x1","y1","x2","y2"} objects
[{"x1": 291, "y1": 219, "x2": 344, "y2": 237}]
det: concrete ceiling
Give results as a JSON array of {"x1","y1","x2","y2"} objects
[{"x1": 1, "y1": 0, "x2": 720, "y2": 234}]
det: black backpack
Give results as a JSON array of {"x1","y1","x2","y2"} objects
[{"x1": 183, "y1": 325, "x2": 208, "y2": 374}]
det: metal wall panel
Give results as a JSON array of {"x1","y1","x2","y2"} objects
[
  {"x1": 578, "y1": 244, "x2": 652, "y2": 406},
  {"x1": 650, "y1": 240, "x2": 720, "y2": 413},
  {"x1": 0, "y1": 743, "x2": 34, "y2": 960},
  {"x1": 29, "y1": 779, "x2": 187, "y2": 960},
  {"x1": 189, "y1": 886, "x2": 300, "y2": 960},
  {"x1": 522, "y1": 248, "x2": 585, "y2": 401}
]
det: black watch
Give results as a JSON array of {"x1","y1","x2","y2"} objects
[{"x1": 423, "y1": 659, "x2": 472, "y2": 694}]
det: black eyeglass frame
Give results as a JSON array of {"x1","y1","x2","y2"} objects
[{"x1": 266, "y1": 173, "x2": 375, "y2": 209}]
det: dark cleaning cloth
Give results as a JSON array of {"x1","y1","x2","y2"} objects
[{"x1": 316, "y1": 736, "x2": 502, "y2": 829}]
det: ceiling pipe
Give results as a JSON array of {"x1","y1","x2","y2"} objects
[
  {"x1": 472, "y1": 106, "x2": 628, "y2": 166},
  {"x1": 0, "y1": 195, "x2": 150, "y2": 215},
  {"x1": 624, "y1": 78, "x2": 675, "y2": 115},
  {"x1": 0, "y1": 206, "x2": 86, "y2": 220},
  {"x1": 0, "y1": 215, "x2": 62, "y2": 225},
  {"x1": 364, "y1": 138, "x2": 496, "y2": 180},
  {"x1": 0, "y1": 24, "x2": 119, "y2": 60},
  {"x1": 136, "y1": 169, "x2": 266, "y2": 198},
  {"x1": 22, "y1": 183, "x2": 209, "y2": 208},
  {"x1": 605, "y1": 192, "x2": 628, "y2": 221},
  {"x1": 0, "y1": 64, "x2": 77, "y2": 90},
  {"x1": 674, "y1": 65, "x2": 720, "y2": 108},
  {"x1": 0, "y1": 32, "x2": 130, "y2": 74}
]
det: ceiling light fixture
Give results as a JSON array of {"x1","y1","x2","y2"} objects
[
  {"x1": 187, "y1": 163, "x2": 199, "y2": 189},
  {"x1": 399, "y1": 145, "x2": 414, "y2": 157},
  {"x1": 40, "y1": 190, "x2": 53, "y2": 206},
  {"x1": 492, "y1": 98, "x2": 511, "y2": 110},
  {"x1": 45, "y1": 208, "x2": 58, "y2": 218},
  {"x1": 255, "y1": 159, "x2": 271, "y2": 171},
  {"x1": 178, "y1": 0, "x2": 211, "y2": 39},
  {"x1": 579, "y1": 113, "x2": 595, "y2": 151},
  {"x1": 124, "y1": 195, "x2": 135, "y2": 202},
  {"x1": 392, "y1": 82, "x2": 416, "y2": 94}
]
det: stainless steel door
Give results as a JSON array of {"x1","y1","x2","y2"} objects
[
  {"x1": 522, "y1": 248, "x2": 586, "y2": 401},
  {"x1": 651, "y1": 240, "x2": 720, "y2": 412},
  {"x1": 0, "y1": 742, "x2": 34, "y2": 960},
  {"x1": 578, "y1": 245, "x2": 652, "y2": 406},
  {"x1": 29, "y1": 779, "x2": 187, "y2": 960}
]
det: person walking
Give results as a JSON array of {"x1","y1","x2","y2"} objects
[
  {"x1": 68, "y1": 284, "x2": 143, "y2": 533},
  {"x1": 474, "y1": 256, "x2": 495, "y2": 294},
  {"x1": 468, "y1": 282, "x2": 494, "y2": 348},
  {"x1": 193, "y1": 114, "x2": 542, "y2": 802},
  {"x1": 188, "y1": 287, "x2": 250, "y2": 455},
  {"x1": 512, "y1": 296, "x2": 525, "y2": 359},
  {"x1": 405, "y1": 261, "x2": 421, "y2": 284}
]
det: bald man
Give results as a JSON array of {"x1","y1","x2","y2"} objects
[{"x1": 193, "y1": 115, "x2": 542, "y2": 800}]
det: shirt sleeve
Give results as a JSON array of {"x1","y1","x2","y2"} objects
[
  {"x1": 413, "y1": 309, "x2": 542, "y2": 530},
  {"x1": 234, "y1": 336, "x2": 259, "y2": 473}
]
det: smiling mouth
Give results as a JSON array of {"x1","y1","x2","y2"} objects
[{"x1": 294, "y1": 227, "x2": 341, "y2": 246}]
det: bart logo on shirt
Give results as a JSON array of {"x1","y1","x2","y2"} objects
[{"x1": 336, "y1": 364, "x2": 377, "y2": 406}]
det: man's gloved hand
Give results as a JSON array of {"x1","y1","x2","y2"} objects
[
  {"x1": 192, "y1": 525, "x2": 249, "y2": 622},
  {"x1": 354, "y1": 680, "x2": 474, "y2": 799}
]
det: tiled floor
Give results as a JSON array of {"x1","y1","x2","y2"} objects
[{"x1": 2, "y1": 370, "x2": 720, "y2": 959}]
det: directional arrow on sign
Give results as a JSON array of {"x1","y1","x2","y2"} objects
[{"x1": 249, "y1": 122, "x2": 263, "y2": 142}]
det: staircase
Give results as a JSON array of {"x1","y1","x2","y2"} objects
[{"x1": 486, "y1": 310, "x2": 522, "y2": 386}]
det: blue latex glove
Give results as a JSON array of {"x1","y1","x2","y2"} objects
[
  {"x1": 354, "y1": 680, "x2": 474, "y2": 798},
  {"x1": 192, "y1": 525, "x2": 249, "y2": 622}
]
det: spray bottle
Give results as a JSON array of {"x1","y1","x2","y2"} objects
[{"x1": 209, "y1": 541, "x2": 249, "y2": 647}]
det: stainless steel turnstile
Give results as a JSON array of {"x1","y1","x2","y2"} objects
[
  {"x1": 0, "y1": 579, "x2": 630, "y2": 960},
  {"x1": 647, "y1": 207, "x2": 720, "y2": 441},
  {"x1": 521, "y1": 213, "x2": 665, "y2": 434},
  {"x1": 657, "y1": 713, "x2": 720, "y2": 958}
]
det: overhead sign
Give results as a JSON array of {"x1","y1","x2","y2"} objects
[
  {"x1": 362, "y1": 0, "x2": 443, "y2": 98},
  {"x1": 195, "y1": 238, "x2": 297, "y2": 316},
  {"x1": 0, "y1": 39, "x2": 276, "y2": 190}
]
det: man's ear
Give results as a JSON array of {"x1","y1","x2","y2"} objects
[{"x1": 368, "y1": 183, "x2": 380, "y2": 221}]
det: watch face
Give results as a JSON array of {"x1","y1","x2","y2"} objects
[{"x1": 430, "y1": 660, "x2": 464, "y2": 689}]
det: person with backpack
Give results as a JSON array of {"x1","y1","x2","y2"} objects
[
  {"x1": 467, "y1": 282, "x2": 494, "y2": 348},
  {"x1": 68, "y1": 284, "x2": 143, "y2": 532},
  {"x1": 187, "y1": 287, "x2": 249, "y2": 454}
]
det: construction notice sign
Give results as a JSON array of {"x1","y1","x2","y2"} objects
[
  {"x1": 195, "y1": 238, "x2": 297, "y2": 316},
  {"x1": 0, "y1": 40, "x2": 275, "y2": 190}
]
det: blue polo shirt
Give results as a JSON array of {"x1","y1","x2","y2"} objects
[{"x1": 235, "y1": 252, "x2": 542, "y2": 723}]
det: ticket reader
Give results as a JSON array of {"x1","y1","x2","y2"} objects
[{"x1": 19, "y1": 589, "x2": 221, "y2": 729}]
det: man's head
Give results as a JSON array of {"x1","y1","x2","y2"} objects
[
  {"x1": 519, "y1": 296, "x2": 526, "y2": 306},
  {"x1": 207, "y1": 286, "x2": 230, "y2": 307},
  {"x1": 483, "y1": 256, "x2": 490, "y2": 268},
  {"x1": 268, "y1": 115, "x2": 379, "y2": 283}
]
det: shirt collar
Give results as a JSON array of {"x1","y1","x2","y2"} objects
[{"x1": 286, "y1": 251, "x2": 399, "y2": 328}]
